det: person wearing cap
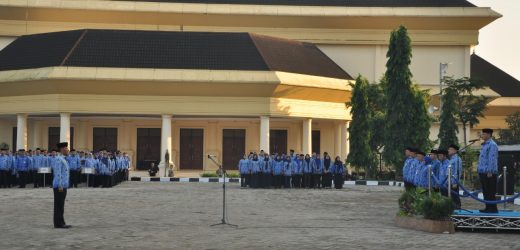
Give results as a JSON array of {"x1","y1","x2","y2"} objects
[
  {"x1": 402, "y1": 147, "x2": 416, "y2": 190},
  {"x1": 477, "y1": 128, "x2": 499, "y2": 213},
  {"x1": 442, "y1": 144, "x2": 462, "y2": 209},
  {"x1": 427, "y1": 149, "x2": 441, "y2": 188},
  {"x1": 413, "y1": 151, "x2": 426, "y2": 187},
  {"x1": 66, "y1": 149, "x2": 81, "y2": 188},
  {"x1": 53, "y1": 142, "x2": 71, "y2": 229},
  {"x1": 15, "y1": 149, "x2": 31, "y2": 188},
  {"x1": 32, "y1": 148, "x2": 46, "y2": 188},
  {"x1": 436, "y1": 149, "x2": 449, "y2": 189}
]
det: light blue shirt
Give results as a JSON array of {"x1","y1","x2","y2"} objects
[
  {"x1": 477, "y1": 139, "x2": 499, "y2": 174},
  {"x1": 52, "y1": 155, "x2": 70, "y2": 189},
  {"x1": 0, "y1": 154, "x2": 9, "y2": 171},
  {"x1": 448, "y1": 154, "x2": 462, "y2": 185},
  {"x1": 238, "y1": 159, "x2": 250, "y2": 174}
]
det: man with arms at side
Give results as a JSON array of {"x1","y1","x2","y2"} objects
[
  {"x1": 477, "y1": 128, "x2": 499, "y2": 213},
  {"x1": 53, "y1": 142, "x2": 71, "y2": 229}
]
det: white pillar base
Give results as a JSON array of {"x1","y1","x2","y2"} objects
[
  {"x1": 16, "y1": 114, "x2": 28, "y2": 151},
  {"x1": 160, "y1": 115, "x2": 173, "y2": 177}
]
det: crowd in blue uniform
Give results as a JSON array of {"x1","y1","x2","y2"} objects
[
  {"x1": 0, "y1": 147, "x2": 130, "y2": 189},
  {"x1": 402, "y1": 144, "x2": 462, "y2": 208},
  {"x1": 239, "y1": 150, "x2": 347, "y2": 189}
]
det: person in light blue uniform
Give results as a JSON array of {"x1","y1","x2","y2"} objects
[
  {"x1": 435, "y1": 150, "x2": 449, "y2": 189},
  {"x1": 32, "y1": 149, "x2": 46, "y2": 188},
  {"x1": 322, "y1": 152, "x2": 333, "y2": 189},
  {"x1": 428, "y1": 149, "x2": 441, "y2": 188},
  {"x1": 15, "y1": 149, "x2": 31, "y2": 188},
  {"x1": 311, "y1": 153, "x2": 323, "y2": 189},
  {"x1": 331, "y1": 156, "x2": 345, "y2": 189},
  {"x1": 440, "y1": 144, "x2": 462, "y2": 209},
  {"x1": 291, "y1": 154, "x2": 303, "y2": 188},
  {"x1": 250, "y1": 154, "x2": 261, "y2": 189},
  {"x1": 53, "y1": 142, "x2": 71, "y2": 229},
  {"x1": 412, "y1": 151, "x2": 426, "y2": 187},
  {"x1": 261, "y1": 154, "x2": 272, "y2": 188},
  {"x1": 0, "y1": 148, "x2": 10, "y2": 188},
  {"x1": 283, "y1": 155, "x2": 292, "y2": 188},
  {"x1": 302, "y1": 154, "x2": 312, "y2": 188},
  {"x1": 272, "y1": 155, "x2": 284, "y2": 189},
  {"x1": 477, "y1": 128, "x2": 499, "y2": 213},
  {"x1": 66, "y1": 149, "x2": 81, "y2": 188},
  {"x1": 238, "y1": 154, "x2": 250, "y2": 188},
  {"x1": 402, "y1": 147, "x2": 415, "y2": 190}
]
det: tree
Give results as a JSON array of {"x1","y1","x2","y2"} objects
[
  {"x1": 382, "y1": 25, "x2": 431, "y2": 171},
  {"x1": 347, "y1": 75, "x2": 377, "y2": 177},
  {"x1": 497, "y1": 111, "x2": 520, "y2": 145},
  {"x1": 409, "y1": 85, "x2": 432, "y2": 151},
  {"x1": 442, "y1": 77, "x2": 489, "y2": 146},
  {"x1": 438, "y1": 87, "x2": 459, "y2": 149}
]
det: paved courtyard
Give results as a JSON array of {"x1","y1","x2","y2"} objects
[{"x1": 0, "y1": 182, "x2": 519, "y2": 249}]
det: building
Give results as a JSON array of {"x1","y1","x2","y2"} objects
[{"x1": 0, "y1": 0, "x2": 519, "y2": 173}]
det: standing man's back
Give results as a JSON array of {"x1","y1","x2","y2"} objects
[{"x1": 53, "y1": 142, "x2": 71, "y2": 229}]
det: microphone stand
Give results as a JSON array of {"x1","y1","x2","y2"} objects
[
  {"x1": 459, "y1": 139, "x2": 479, "y2": 153},
  {"x1": 208, "y1": 155, "x2": 237, "y2": 228}
]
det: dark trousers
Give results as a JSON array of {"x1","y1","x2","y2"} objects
[
  {"x1": 70, "y1": 170, "x2": 79, "y2": 188},
  {"x1": 53, "y1": 188, "x2": 67, "y2": 227},
  {"x1": 18, "y1": 171, "x2": 27, "y2": 188},
  {"x1": 303, "y1": 173, "x2": 311, "y2": 188},
  {"x1": 292, "y1": 175, "x2": 302, "y2": 188},
  {"x1": 333, "y1": 174, "x2": 344, "y2": 189},
  {"x1": 480, "y1": 173, "x2": 498, "y2": 211},
  {"x1": 284, "y1": 176, "x2": 291, "y2": 188},
  {"x1": 313, "y1": 174, "x2": 321, "y2": 188},
  {"x1": 264, "y1": 173, "x2": 272, "y2": 188},
  {"x1": 0, "y1": 170, "x2": 8, "y2": 188},
  {"x1": 245, "y1": 174, "x2": 251, "y2": 187},
  {"x1": 322, "y1": 173, "x2": 332, "y2": 188},
  {"x1": 240, "y1": 174, "x2": 246, "y2": 187},
  {"x1": 404, "y1": 181, "x2": 415, "y2": 191},
  {"x1": 273, "y1": 175, "x2": 282, "y2": 188},
  {"x1": 33, "y1": 171, "x2": 40, "y2": 188}
]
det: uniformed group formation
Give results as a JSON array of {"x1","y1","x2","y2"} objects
[
  {"x1": 402, "y1": 128, "x2": 500, "y2": 214},
  {"x1": 0, "y1": 147, "x2": 131, "y2": 189},
  {"x1": 402, "y1": 145, "x2": 463, "y2": 208},
  {"x1": 238, "y1": 150, "x2": 347, "y2": 189}
]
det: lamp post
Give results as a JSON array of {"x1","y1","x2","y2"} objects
[{"x1": 439, "y1": 62, "x2": 449, "y2": 114}]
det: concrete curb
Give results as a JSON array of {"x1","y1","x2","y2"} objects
[{"x1": 130, "y1": 177, "x2": 403, "y2": 186}]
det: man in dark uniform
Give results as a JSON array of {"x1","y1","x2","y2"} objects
[{"x1": 53, "y1": 142, "x2": 71, "y2": 229}]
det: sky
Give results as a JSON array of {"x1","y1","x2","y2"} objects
[{"x1": 469, "y1": 0, "x2": 520, "y2": 80}]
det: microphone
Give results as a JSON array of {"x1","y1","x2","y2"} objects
[{"x1": 468, "y1": 138, "x2": 481, "y2": 143}]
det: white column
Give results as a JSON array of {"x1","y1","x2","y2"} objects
[
  {"x1": 160, "y1": 115, "x2": 173, "y2": 176},
  {"x1": 302, "y1": 118, "x2": 312, "y2": 155},
  {"x1": 60, "y1": 113, "x2": 71, "y2": 146},
  {"x1": 16, "y1": 114, "x2": 28, "y2": 150},
  {"x1": 260, "y1": 116, "x2": 270, "y2": 154},
  {"x1": 335, "y1": 122, "x2": 342, "y2": 158},
  {"x1": 340, "y1": 121, "x2": 349, "y2": 161}
]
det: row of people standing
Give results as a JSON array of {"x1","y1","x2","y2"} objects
[
  {"x1": 239, "y1": 151, "x2": 346, "y2": 189},
  {"x1": 402, "y1": 145, "x2": 462, "y2": 208},
  {"x1": 0, "y1": 147, "x2": 130, "y2": 189}
]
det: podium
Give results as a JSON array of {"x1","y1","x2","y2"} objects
[
  {"x1": 38, "y1": 167, "x2": 51, "y2": 187},
  {"x1": 81, "y1": 167, "x2": 96, "y2": 187}
]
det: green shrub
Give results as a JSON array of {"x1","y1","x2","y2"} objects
[
  {"x1": 420, "y1": 193, "x2": 455, "y2": 220},
  {"x1": 200, "y1": 172, "x2": 219, "y2": 177},
  {"x1": 225, "y1": 172, "x2": 240, "y2": 178}
]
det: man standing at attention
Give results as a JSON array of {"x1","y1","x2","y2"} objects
[
  {"x1": 53, "y1": 142, "x2": 71, "y2": 229},
  {"x1": 477, "y1": 128, "x2": 499, "y2": 213}
]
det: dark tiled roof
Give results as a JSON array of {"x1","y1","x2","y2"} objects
[
  {"x1": 116, "y1": 0, "x2": 475, "y2": 7},
  {"x1": 471, "y1": 54, "x2": 520, "y2": 97},
  {"x1": 0, "y1": 29, "x2": 352, "y2": 80}
]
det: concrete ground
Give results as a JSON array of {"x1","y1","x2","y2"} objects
[{"x1": 0, "y1": 183, "x2": 519, "y2": 249}]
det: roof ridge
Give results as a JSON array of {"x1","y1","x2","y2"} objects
[
  {"x1": 248, "y1": 33, "x2": 273, "y2": 71},
  {"x1": 472, "y1": 54, "x2": 520, "y2": 83},
  {"x1": 60, "y1": 29, "x2": 88, "y2": 66}
]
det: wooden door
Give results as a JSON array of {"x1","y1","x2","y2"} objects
[
  {"x1": 270, "y1": 129, "x2": 287, "y2": 155},
  {"x1": 222, "y1": 129, "x2": 245, "y2": 170},
  {"x1": 93, "y1": 127, "x2": 118, "y2": 152},
  {"x1": 312, "y1": 130, "x2": 321, "y2": 154},
  {"x1": 48, "y1": 127, "x2": 74, "y2": 151},
  {"x1": 180, "y1": 128, "x2": 204, "y2": 169},
  {"x1": 136, "y1": 128, "x2": 161, "y2": 170}
]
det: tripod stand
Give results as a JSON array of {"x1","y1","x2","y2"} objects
[{"x1": 208, "y1": 155, "x2": 237, "y2": 228}]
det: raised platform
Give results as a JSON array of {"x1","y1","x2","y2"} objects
[{"x1": 452, "y1": 209, "x2": 520, "y2": 231}]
